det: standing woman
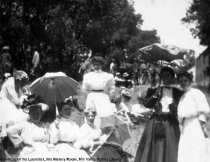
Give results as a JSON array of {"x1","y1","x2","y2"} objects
[
  {"x1": 0, "y1": 70, "x2": 29, "y2": 127},
  {"x1": 134, "y1": 67, "x2": 183, "y2": 162},
  {"x1": 177, "y1": 71, "x2": 210, "y2": 162},
  {"x1": 82, "y1": 56, "x2": 116, "y2": 127}
]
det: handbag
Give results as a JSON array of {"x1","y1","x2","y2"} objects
[{"x1": 153, "y1": 119, "x2": 166, "y2": 138}]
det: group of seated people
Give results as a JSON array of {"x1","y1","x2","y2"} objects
[{"x1": 1, "y1": 94, "x2": 132, "y2": 162}]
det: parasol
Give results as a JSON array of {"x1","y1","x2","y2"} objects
[
  {"x1": 100, "y1": 115, "x2": 131, "y2": 145},
  {"x1": 30, "y1": 72, "x2": 79, "y2": 105},
  {"x1": 137, "y1": 43, "x2": 188, "y2": 62},
  {"x1": 89, "y1": 115, "x2": 131, "y2": 158}
]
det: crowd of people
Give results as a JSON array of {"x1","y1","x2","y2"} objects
[
  {"x1": 0, "y1": 54, "x2": 209, "y2": 162},
  {"x1": 110, "y1": 59, "x2": 161, "y2": 88}
]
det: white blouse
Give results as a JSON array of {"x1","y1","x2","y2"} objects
[
  {"x1": 160, "y1": 87, "x2": 173, "y2": 113},
  {"x1": 178, "y1": 88, "x2": 210, "y2": 119},
  {"x1": 50, "y1": 118, "x2": 79, "y2": 144},
  {"x1": 77, "y1": 123, "x2": 101, "y2": 148},
  {"x1": 82, "y1": 71, "x2": 115, "y2": 94},
  {"x1": 0, "y1": 77, "x2": 21, "y2": 106},
  {"x1": 7, "y1": 121, "x2": 50, "y2": 148}
]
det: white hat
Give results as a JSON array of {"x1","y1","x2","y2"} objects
[
  {"x1": 123, "y1": 72, "x2": 129, "y2": 77},
  {"x1": 2, "y1": 46, "x2": 10, "y2": 50}
]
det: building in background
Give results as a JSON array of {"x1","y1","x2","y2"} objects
[
  {"x1": 196, "y1": 48, "x2": 210, "y2": 87},
  {"x1": 187, "y1": 66, "x2": 196, "y2": 83}
]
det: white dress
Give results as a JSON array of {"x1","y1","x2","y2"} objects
[
  {"x1": 83, "y1": 71, "x2": 116, "y2": 127},
  {"x1": 0, "y1": 77, "x2": 28, "y2": 127},
  {"x1": 177, "y1": 88, "x2": 210, "y2": 162},
  {"x1": 77, "y1": 123, "x2": 102, "y2": 148},
  {"x1": 6, "y1": 121, "x2": 65, "y2": 161},
  {"x1": 50, "y1": 118, "x2": 90, "y2": 160}
]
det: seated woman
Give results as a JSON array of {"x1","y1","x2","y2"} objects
[
  {"x1": 50, "y1": 97, "x2": 90, "y2": 159},
  {"x1": 6, "y1": 102, "x2": 64, "y2": 160},
  {"x1": 77, "y1": 107, "x2": 129, "y2": 162},
  {"x1": 0, "y1": 70, "x2": 29, "y2": 128},
  {"x1": 76, "y1": 107, "x2": 105, "y2": 151},
  {"x1": 111, "y1": 93, "x2": 132, "y2": 125}
]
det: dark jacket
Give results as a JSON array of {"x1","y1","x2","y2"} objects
[{"x1": 143, "y1": 86, "x2": 183, "y2": 115}]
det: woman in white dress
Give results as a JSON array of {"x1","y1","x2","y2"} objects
[
  {"x1": 6, "y1": 103, "x2": 66, "y2": 160},
  {"x1": 0, "y1": 70, "x2": 29, "y2": 127},
  {"x1": 82, "y1": 56, "x2": 116, "y2": 127},
  {"x1": 77, "y1": 107, "x2": 129, "y2": 162},
  {"x1": 50, "y1": 98, "x2": 90, "y2": 160},
  {"x1": 177, "y1": 71, "x2": 210, "y2": 162},
  {"x1": 76, "y1": 107, "x2": 105, "y2": 151}
]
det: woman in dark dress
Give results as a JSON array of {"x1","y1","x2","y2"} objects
[{"x1": 134, "y1": 67, "x2": 183, "y2": 162}]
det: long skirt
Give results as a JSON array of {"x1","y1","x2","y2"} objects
[
  {"x1": 92, "y1": 143, "x2": 129, "y2": 162},
  {"x1": 178, "y1": 118, "x2": 210, "y2": 162},
  {"x1": 134, "y1": 114, "x2": 180, "y2": 162}
]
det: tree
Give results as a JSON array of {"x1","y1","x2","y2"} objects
[
  {"x1": 0, "y1": 0, "x2": 160, "y2": 80},
  {"x1": 182, "y1": 0, "x2": 210, "y2": 46}
]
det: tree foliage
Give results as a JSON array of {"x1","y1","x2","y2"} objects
[
  {"x1": 0, "y1": 0, "x2": 160, "y2": 80},
  {"x1": 182, "y1": 0, "x2": 210, "y2": 46}
]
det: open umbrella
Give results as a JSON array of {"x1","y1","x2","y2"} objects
[
  {"x1": 30, "y1": 72, "x2": 79, "y2": 105},
  {"x1": 100, "y1": 115, "x2": 131, "y2": 146},
  {"x1": 89, "y1": 115, "x2": 131, "y2": 158},
  {"x1": 138, "y1": 43, "x2": 188, "y2": 62}
]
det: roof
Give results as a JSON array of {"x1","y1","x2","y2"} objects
[{"x1": 197, "y1": 47, "x2": 210, "y2": 60}]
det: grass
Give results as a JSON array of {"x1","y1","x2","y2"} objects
[{"x1": 71, "y1": 85, "x2": 210, "y2": 162}]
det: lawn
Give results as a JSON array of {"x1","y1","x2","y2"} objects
[{"x1": 71, "y1": 85, "x2": 210, "y2": 162}]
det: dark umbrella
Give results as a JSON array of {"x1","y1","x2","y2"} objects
[
  {"x1": 30, "y1": 72, "x2": 79, "y2": 105},
  {"x1": 138, "y1": 43, "x2": 188, "y2": 62}
]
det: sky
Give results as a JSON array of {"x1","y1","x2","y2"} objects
[{"x1": 133, "y1": 0, "x2": 206, "y2": 57}]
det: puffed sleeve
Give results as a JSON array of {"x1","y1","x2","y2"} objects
[
  {"x1": 194, "y1": 89, "x2": 210, "y2": 114},
  {"x1": 105, "y1": 74, "x2": 115, "y2": 96},
  {"x1": 82, "y1": 74, "x2": 91, "y2": 93},
  {"x1": 6, "y1": 122, "x2": 24, "y2": 148}
]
